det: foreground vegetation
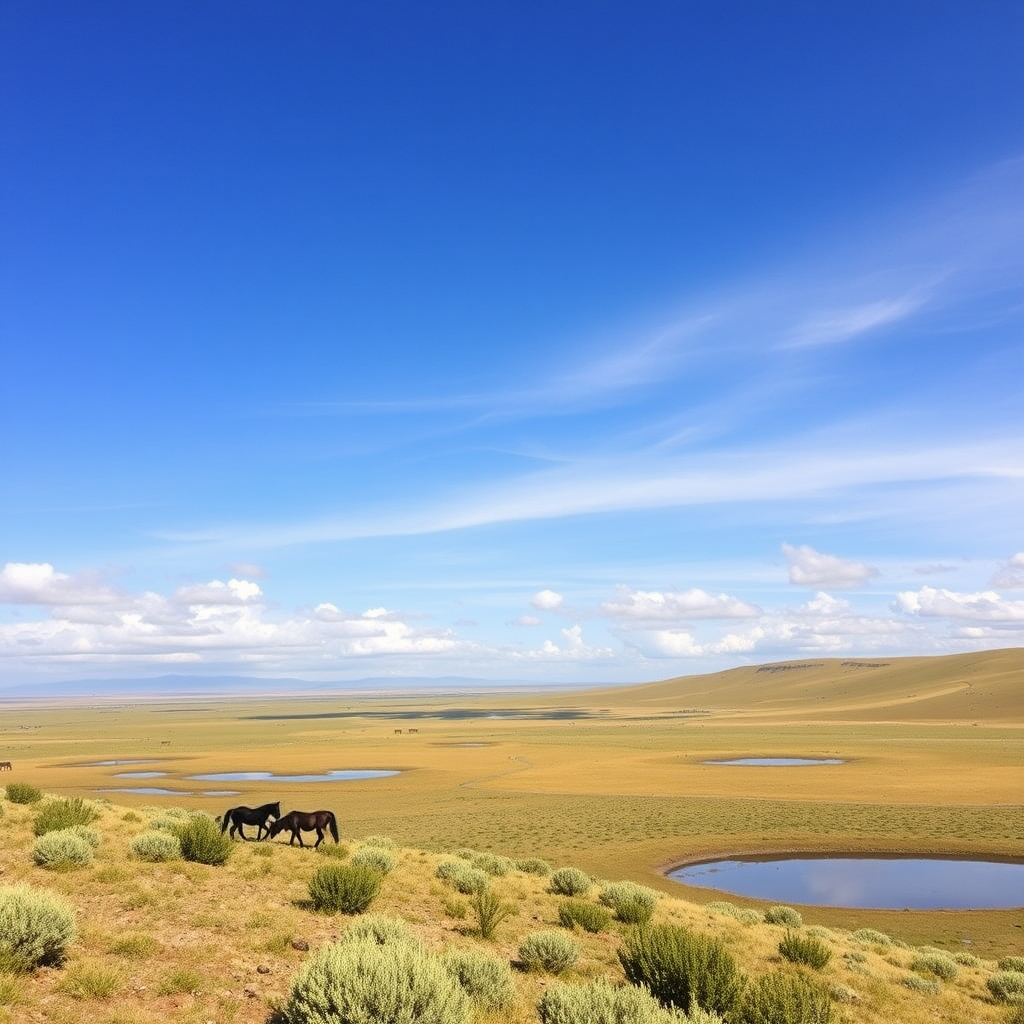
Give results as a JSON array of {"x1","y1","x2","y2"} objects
[{"x1": 1, "y1": 787, "x2": 1021, "y2": 1024}]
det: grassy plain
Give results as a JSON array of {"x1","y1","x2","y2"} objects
[{"x1": 0, "y1": 649, "x2": 1021, "y2": 1022}]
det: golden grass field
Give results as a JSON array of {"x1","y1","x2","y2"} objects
[{"x1": 0, "y1": 648, "x2": 1021, "y2": 1023}]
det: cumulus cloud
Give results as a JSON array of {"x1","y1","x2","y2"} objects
[
  {"x1": 991, "y1": 551, "x2": 1024, "y2": 589},
  {"x1": 530, "y1": 589, "x2": 564, "y2": 611},
  {"x1": 601, "y1": 585, "x2": 760, "y2": 621},
  {"x1": 174, "y1": 578, "x2": 263, "y2": 605},
  {"x1": 894, "y1": 586, "x2": 1024, "y2": 622},
  {"x1": 782, "y1": 543, "x2": 879, "y2": 589},
  {"x1": 0, "y1": 562, "x2": 120, "y2": 606},
  {"x1": 514, "y1": 624, "x2": 612, "y2": 660}
]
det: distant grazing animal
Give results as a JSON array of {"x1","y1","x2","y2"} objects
[
  {"x1": 219, "y1": 801, "x2": 281, "y2": 841},
  {"x1": 0, "y1": 761, "x2": 11, "y2": 771},
  {"x1": 267, "y1": 809, "x2": 339, "y2": 848}
]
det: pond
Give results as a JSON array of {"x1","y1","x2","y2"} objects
[
  {"x1": 668, "y1": 855, "x2": 1024, "y2": 909},
  {"x1": 113, "y1": 771, "x2": 168, "y2": 778},
  {"x1": 96, "y1": 788, "x2": 241, "y2": 797},
  {"x1": 185, "y1": 769, "x2": 399, "y2": 783},
  {"x1": 703, "y1": 758, "x2": 844, "y2": 766},
  {"x1": 79, "y1": 759, "x2": 162, "y2": 767}
]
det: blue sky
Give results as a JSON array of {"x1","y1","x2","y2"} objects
[{"x1": 1, "y1": 2, "x2": 1022, "y2": 687}]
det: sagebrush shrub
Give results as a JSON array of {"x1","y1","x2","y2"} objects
[
  {"x1": 0, "y1": 883, "x2": 77, "y2": 972},
  {"x1": 340, "y1": 914, "x2": 416, "y2": 946},
  {"x1": 66, "y1": 824, "x2": 102, "y2": 848},
  {"x1": 441, "y1": 947, "x2": 516, "y2": 1011},
  {"x1": 174, "y1": 815, "x2": 233, "y2": 865},
  {"x1": 548, "y1": 867, "x2": 592, "y2": 896},
  {"x1": 470, "y1": 852, "x2": 515, "y2": 876},
  {"x1": 32, "y1": 797, "x2": 98, "y2": 836},
  {"x1": 519, "y1": 930, "x2": 580, "y2": 974},
  {"x1": 779, "y1": 931, "x2": 832, "y2": 969},
  {"x1": 317, "y1": 842, "x2": 348, "y2": 859},
  {"x1": 736, "y1": 971, "x2": 833, "y2": 1024},
  {"x1": 308, "y1": 864, "x2": 380, "y2": 915},
  {"x1": 952, "y1": 951, "x2": 979, "y2": 966},
  {"x1": 911, "y1": 952, "x2": 958, "y2": 981},
  {"x1": 763, "y1": 904, "x2": 802, "y2": 927},
  {"x1": 436, "y1": 860, "x2": 488, "y2": 894},
  {"x1": 999, "y1": 956, "x2": 1024, "y2": 973},
  {"x1": 538, "y1": 977, "x2": 723, "y2": 1024},
  {"x1": 599, "y1": 881, "x2": 658, "y2": 924},
  {"x1": 903, "y1": 974, "x2": 942, "y2": 995},
  {"x1": 852, "y1": 928, "x2": 891, "y2": 946},
  {"x1": 31, "y1": 830, "x2": 94, "y2": 870},
  {"x1": 5, "y1": 782, "x2": 42, "y2": 804},
  {"x1": 516, "y1": 857, "x2": 552, "y2": 876},
  {"x1": 360, "y1": 834, "x2": 396, "y2": 849},
  {"x1": 988, "y1": 970, "x2": 1024, "y2": 1003},
  {"x1": 619, "y1": 923, "x2": 746, "y2": 1017},
  {"x1": 558, "y1": 899, "x2": 611, "y2": 933},
  {"x1": 351, "y1": 847, "x2": 396, "y2": 875},
  {"x1": 130, "y1": 830, "x2": 182, "y2": 862},
  {"x1": 283, "y1": 939, "x2": 471, "y2": 1024}
]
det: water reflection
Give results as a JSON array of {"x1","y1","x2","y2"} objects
[
  {"x1": 113, "y1": 771, "x2": 168, "y2": 778},
  {"x1": 669, "y1": 856, "x2": 1024, "y2": 909},
  {"x1": 186, "y1": 769, "x2": 398, "y2": 783},
  {"x1": 704, "y1": 758, "x2": 844, "y2": 766}
]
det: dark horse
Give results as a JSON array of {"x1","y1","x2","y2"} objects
[
  {"x1": 219, "y1": 801, "x2": 281, "y2": 841},
  {"x1": 267, "y1": 809, "x2": 339, "y2": 848}
]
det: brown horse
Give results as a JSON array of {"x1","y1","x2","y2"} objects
[
  {"x1": 267, "y1": 809, "x2": 339, "y2": 848},
  {"x1": 0, "y1": 761, "x2": 11, "y2": 771},
  {"x1": 219, "y1": 801, "x2": 281, "y2": 841}
]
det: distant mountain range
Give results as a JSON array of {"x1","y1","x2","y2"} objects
[{"x1": 0, "y1": 673, "x2": 578, "y2": 700}]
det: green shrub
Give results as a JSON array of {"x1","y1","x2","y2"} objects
[
  {"x1": 707, "y1": 900, "x2": 763, "y2": 925},
  {"x1": 317, "y1": 842, "x2": 349, "y2": 859},
  {"x1": 308, "y1": 864, "x2": 380, "y2": 915},
  {"x1": 31, "y1": 830, "x2": 94, "y2": 869},
  {"x1": 805, "y1": 926, "x2": 834, "y2": 941},
  {"x1": 4, "y1": 782, "x2": 42, "y2": 804},
  {"x1": 516, "y1": 857, "x2": 552, "y2": 876},
  {"x1": 903, "y1": 974, "x2": 942, "y2": 995},
  {"x1": 0, "y1": 883, "x2": 77, "y2": 972},
  {"x1": 130, "y1": 830, "x2": 182, "y2": 862},
  {"x1": 351, "y1": 847, "x2": 396, "y2": 875},
  {"x1": 558, "y1": 899, "x2": 612, "y2": 933},
  {"x1": 150, "y1": 815, "x2": 182, "y2": 832},
  {"x1": 471, "y1": 852, "x2": 515, "y2": 876},
  {"x1": 549, "y1": 867, "x2": 592, "y2": 897},
  {"x1": 283, "y1": 938, "x2": 471, "y2": 1024},
  {"x1": 538, "y1": 977, "x2": 723, "y2": 1024},
  {"x1": 32, "y1": 797, "x2": 98, "y2": 836},
  {"x1": 763, "y1": 905, "x2": 802, "y2": 928},
  {"x1": 66, "y1": 824, "x2": 101, "y2": 848},
  {"x1": 952, "y1": 950, "x2": 980, "y2": 966},
  {"x1": 360, "y1": 834, "x2": 396, "y2": 849},
  {"x1": 471, "y1": 885, "x2": 514, "y2": 940},
  {"x1": 779, "y1": 931, "x2": 832, "y2": 969},
  {"x1": 341, "y1": 914, "x2": 416, "y2": 946},
  {"x1": 121, "y1": 810, "x2": 142, "y2": 823},
  {"x1": 999, "y1": 957, "x2": 1024, "y2": 973},
  {"x1": 518, "y1": 930, "x2": 580, "y2": 974},
  {"x1": 441, "y1": 947, "x2": 516, "y2": 1011},
  {"x1": 600, "y1": 881, "x2": 659, "y2": 924},
  {"x1": 619, "y1": 923, "x2": 746, "y2": 1017},
  {"x1": 852, "y1": 928, "x2": 892, "y2": 946},
  {"x1": 174, "y1": 815, "x2": 233, "y2": 865},
  {"x1": 911, "y1": 951, "x2": 958, "y2": 981},
  {"x1": 736, "y1": 971, "x2": 833, "y2": 1024},
  {"x1": 988, "y1": 971, "x2": 1024, "y2": 1003},
  {"x1": 436, "y1": 860, "x2": 488, "y2": 894}
]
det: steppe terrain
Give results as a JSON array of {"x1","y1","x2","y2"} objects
[{"x1": 0, "y1": 648, "x2": 1021, "y2": 1023}]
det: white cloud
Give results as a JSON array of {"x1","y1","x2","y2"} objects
[
  {"x1": 783, "y1": 543, "x2": 879, "y2": 589},
  {"x1": 512, "y1": 615, "x2": 542, "y2": 627},
  {"x1": 0, "y1": 562, "x2": 119, "y2": 605},
  {"x1": 894, "y1": 586, "x2": 1024, "y2": 622},
  {"x1": 530, "y1": 589, "x2": 564, "y2": 611},
  {"x1": 784, "y1": 294, "x2": 925, "y2": 349},
  {"x1": 601, "y1": 585, "x2": 761, "y2": 621},
  {"x1": 174, "y1": 578, "x2": 263, "y2": 605},
  {"x1": 513, "y1": 624, "x2": 612, "y2": 661},
  {"x1": 991, "y1": 551, "x2": 1024, "y2": 589}
]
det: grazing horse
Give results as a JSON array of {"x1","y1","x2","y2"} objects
[
  {"x1": 0, "y1": 761, "x2": 11, "y2": 771},
  {"x1": 219, "y1": 801, "x2": 281, "y2": 841},
  {"x1": 267, "y1": 809, "x2": 339, "y2": 848}
]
